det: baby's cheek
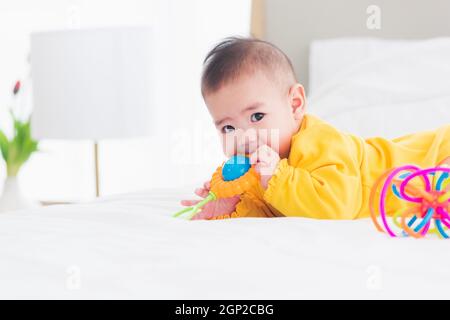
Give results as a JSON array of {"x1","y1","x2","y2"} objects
[
  {"x1": 276, "y1": 132, "x2": 294, "y2": 158},
  {"x1": 263, "y1": 129, "x2": 283, "y2": 154}
]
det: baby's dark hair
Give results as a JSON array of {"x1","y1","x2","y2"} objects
[{"x1": 201, "y1": 37, "x2": 297, "y2": 96}]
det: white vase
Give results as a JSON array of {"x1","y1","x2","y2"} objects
[{"x1": 0, "y1": 176, "x2": 36, "y2": 213}]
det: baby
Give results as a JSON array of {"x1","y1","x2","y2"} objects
[{"x1": 181, "y1": 37, "x2": 450, "y2": 220}]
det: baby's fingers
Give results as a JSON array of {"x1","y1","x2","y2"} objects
[
  {"x1": 195, "y1": 188, "x2": 209, "y2": 198},
  {"x1": 180, "y1": 199, "x2": 200, "y2": 206}
]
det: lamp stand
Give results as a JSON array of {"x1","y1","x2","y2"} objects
[{"x1": 94, "y1": 141, "x2": 100, "y2": 197}]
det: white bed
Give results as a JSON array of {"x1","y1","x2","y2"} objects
[
  {"x1": 1, "y1": 38, "x2": 449, "y2": 300},
  {"x1": 1, "y1": 188, "x2": 450, "y2": 300}
]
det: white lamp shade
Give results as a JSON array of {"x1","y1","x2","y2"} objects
[{"x1": 30, "y1": 27, "x2": 154, "y2": 140}]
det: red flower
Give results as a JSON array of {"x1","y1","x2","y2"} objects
[{"x1": 13, "y1": 80, "x2": 21, "y2": 95}]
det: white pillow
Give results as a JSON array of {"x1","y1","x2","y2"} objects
[
  {"x1": 308, "y1": 37, "x2": 450, "y2": 138},
  {"x1": 309, "y1": 38, "x2": 423, "y2": 94}
]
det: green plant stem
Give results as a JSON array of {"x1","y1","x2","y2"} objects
[{"x1": 6, "y1": 163, "x2": 21, "y2": 177}]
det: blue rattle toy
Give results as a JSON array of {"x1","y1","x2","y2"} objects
[{"x1": 173, "y1": 155, "x2": 259, "y2": 220}]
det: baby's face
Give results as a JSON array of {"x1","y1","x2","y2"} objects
[{"x1": 204, "y1": 71, "x2": 305, "y2": 159}]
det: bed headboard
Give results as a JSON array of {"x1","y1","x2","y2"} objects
[{"x1": 252, "y1": 0, "x2": 450, "y2": 93}]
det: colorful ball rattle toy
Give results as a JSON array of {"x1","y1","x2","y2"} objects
[
  {"x1": 370, "y1": 163, "x2": 450, "y2": 238},
  {"x1": 173, "y1": 155, "x2": 259, "y2": 220}
]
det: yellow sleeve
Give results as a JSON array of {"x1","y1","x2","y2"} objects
[{"x1": 262, "y1": 119, "x2": 364, "y2": 219}]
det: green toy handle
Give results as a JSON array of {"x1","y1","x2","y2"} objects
[{"x1": 172, "y1": 192, "x2": 217, "y2": 220}]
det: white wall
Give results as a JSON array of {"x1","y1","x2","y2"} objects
[
  {"x1": 265, "y1": 0, "x2": 450, "y2": 93},
  {"x1": 0, "y1": 0, "x2": 251, "y2": 201}
]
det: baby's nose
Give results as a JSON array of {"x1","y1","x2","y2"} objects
[{"x1": 236, "y1": 132, "x2": 259, "y2": 154}]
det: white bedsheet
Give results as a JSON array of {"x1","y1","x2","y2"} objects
[{"x1": 1, "y1": 189, "x2": 449, "y2": 299}]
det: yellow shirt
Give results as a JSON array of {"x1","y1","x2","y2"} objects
[{"x1": 213, "y1": 114, "x2": 450, "y2": 220}]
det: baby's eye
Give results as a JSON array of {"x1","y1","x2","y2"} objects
[
  {"x1": 250, "y1": 112, "x2": 265, "y2": 122},
  {"x1": 221, "y1": 125, "x2": 235, "y2": 134}
]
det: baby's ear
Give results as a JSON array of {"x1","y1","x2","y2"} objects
[{"x1": 288, "y1": 83, "x2": 306, "y2": 120}]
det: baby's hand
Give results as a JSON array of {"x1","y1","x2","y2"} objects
[
  {"x1": 180, "y1": 181, "x2": 240, "y2": 220},
  {"x1": 250, "y1": 144, "x2": 280, "y2": 189}
]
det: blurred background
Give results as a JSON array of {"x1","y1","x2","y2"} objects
[
  {"x1": 0, "y1": 0, "x2": 252, "y2": 202},
  {"x1": 1, "y1": 0, "x2": 449, "y2": 205}
]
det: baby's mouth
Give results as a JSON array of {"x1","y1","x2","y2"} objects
[{"x1": 237, "y1": 141, "x2": 259, "y2": 155}]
